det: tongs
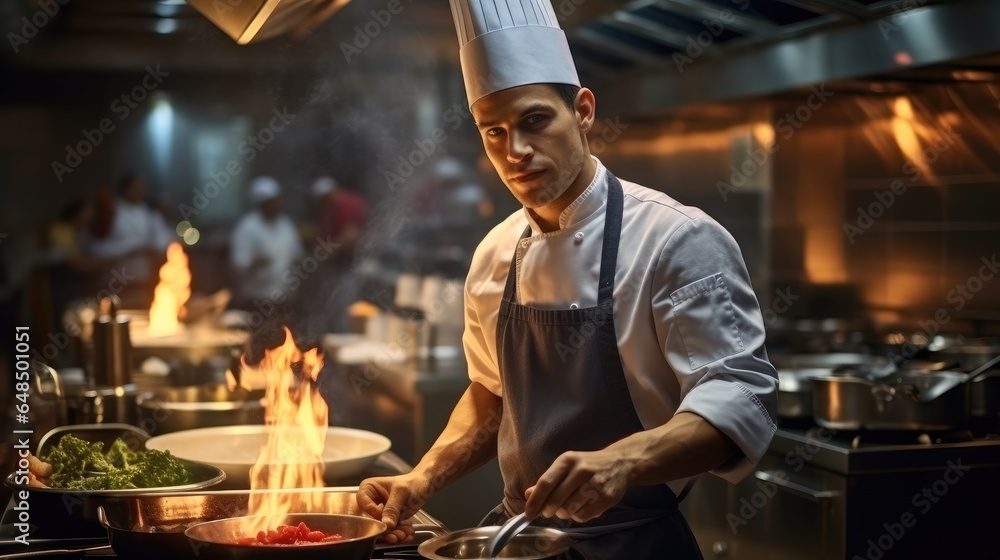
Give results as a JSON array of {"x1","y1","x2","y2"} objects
[{"x1": 486, "y1": 512, "x2": 532, "y2": 557}]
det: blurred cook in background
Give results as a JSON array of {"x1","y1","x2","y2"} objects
[
  {"x1": 87, "y1": 172, "x2": 174, "y2": 308},
  {"x1": 308, "y1": 175, "x2": 371, "y2": 333},
  {"x1": 230, "y1": 176, "x2": 304, "y2": 313}
]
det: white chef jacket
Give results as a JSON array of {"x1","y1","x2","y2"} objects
[
  {"x1": 463, "y1": 158, "x2": 778, "y2": 494},
  {"x1": 88, "y1": 199, "x2": 174, "y2": 281},
  {"x1": 230, "y1": 211, "x2": 304, "y2": 302}
]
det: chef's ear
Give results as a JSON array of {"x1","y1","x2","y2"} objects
[{"x1": 574, "y1": 87, "x2": 596, "y2": 134}]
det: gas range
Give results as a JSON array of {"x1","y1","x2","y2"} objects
[{"x1": 770, "y1": 425, "x2": 1000, "y2": 475}]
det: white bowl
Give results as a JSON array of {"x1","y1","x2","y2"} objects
[{"x1": 145, "y1": 425, "x2": 391, "y2": 488}]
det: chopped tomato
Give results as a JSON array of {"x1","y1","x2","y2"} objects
[{"x1": 233, "y1": 521, "x2": 346, "y2": 546}]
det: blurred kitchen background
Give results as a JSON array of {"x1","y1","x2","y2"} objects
[{"x1": 2, "y1": 0, "x2": 1000, "y2": 557}]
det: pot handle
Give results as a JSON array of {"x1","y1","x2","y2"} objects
[{"x1": 870, "y1": 384, "x2": 896, "y2": 412}]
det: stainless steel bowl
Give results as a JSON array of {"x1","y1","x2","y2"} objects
[
  {"x1": 418, "y1": 526, "x2": 572, "y2": 560},
  {"x1": 184, "y1": 513, "x2": 386, "y2": 560},
  {"x1": 4, "y1": 423, "x2": 226, "y2": 538},
  {"x1": 136, "y1": 383, "x2": 265, "y2": 435}
]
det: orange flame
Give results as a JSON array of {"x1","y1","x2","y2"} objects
[
  {"x1": 148, "y1": 242, "x2": 191, "y2": 336},
  {"x1": 242, "y1": 327, "x2": 327, "y2": 531}
]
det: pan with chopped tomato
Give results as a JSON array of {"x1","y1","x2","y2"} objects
[{"x1": 185, "y1": 513, "x2": 386, "y2": 560}]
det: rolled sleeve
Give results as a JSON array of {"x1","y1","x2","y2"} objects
[
  {"x1": 653, "y1": 218, "x2": 778, "y2": 483},
  {"x1": 463, "y1": 270, "x2": 502, "y2": 397}
]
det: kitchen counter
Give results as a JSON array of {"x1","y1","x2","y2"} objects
[{"x1": 323, "y1": 348, "x2": 504, "y2": 531}]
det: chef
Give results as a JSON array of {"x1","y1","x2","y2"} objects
[{"x1": 358, "y1": 1, "x2": 778, "y2": 557}]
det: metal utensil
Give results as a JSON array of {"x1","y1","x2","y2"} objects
[
  {"x1": 486, "y1": 513, "x2": 531, "y2": 557},
  {"x1": 917, "y1": 353, "x2": 1000, "y2": 402}
]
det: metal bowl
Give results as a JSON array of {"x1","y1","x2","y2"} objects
[
  {"x1": 418, "y1": 526, "x2": 572, "y2": 560},
  {"x1": 136, "y1": 384, "x2": 265, "y2": 436},
  {"x1": 184, "y1": 513, "x2": 386, "y2": 560},
  {"x1": 4, "y1": 423, "x2": 227, "y2": 538}
]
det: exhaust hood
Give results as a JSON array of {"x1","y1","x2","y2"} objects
[
  {"x1": 573, "y1": 0, "x2": 1000, "y2": 115},
  {"x1": 185, "y1": 0, "x2": 351, "y2": 44}
]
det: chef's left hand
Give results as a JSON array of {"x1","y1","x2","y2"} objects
[{"x1": 523, "y1": 449, "x2": 635, "y2": 523}]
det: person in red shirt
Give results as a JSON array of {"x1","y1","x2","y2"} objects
[{"x1": 311, "y1": 176, "x2": 370, "y2": 267}]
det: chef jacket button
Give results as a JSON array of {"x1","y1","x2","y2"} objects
[
  {"x1": 520, "y1": 239, "x2": 529, "y2": 249},
  {"x1": 570, "y1": 303, "x2": 579, "y2": 309},
  {"x1": 574, "y1": 232, "x2": 584, "y2": 243}
]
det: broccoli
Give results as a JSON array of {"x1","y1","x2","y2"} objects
[{"x1": 41, "y1": 435, "x2": 191, "y2": 490}]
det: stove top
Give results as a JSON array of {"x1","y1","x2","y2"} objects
[
  {"x1": 0, "y1": 452, "x2": 450, "y2": 559},
  {"x1": 770, "y1": 425, "x2": 1000, "y2": 475}
]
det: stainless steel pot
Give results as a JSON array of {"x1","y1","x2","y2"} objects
[
  {"x1": 772, "y1": 354, "x2": 887, "y2": 420},
  {"x1": 136, "y1": 383, "x2": 265, "y2": 435},
  {"x1": 810, "y1": 371, "x2": 971, "y2": 431},
  {"x1": 417, "y1": 526, "x2": 572, "y2": 560}
]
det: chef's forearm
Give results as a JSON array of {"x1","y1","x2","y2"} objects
[
  {"x1": 614, "y1": 411, "x2": 739, "y2": 486},
  {"x1": 410, "y1": 382, "x2": 502, "y2": 492}
]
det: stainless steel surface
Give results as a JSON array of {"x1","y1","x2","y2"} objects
[
  {"x1": 680, "y1": 429, "x2": 1000, "y2": 559},
  {"x1": 418, "y1": 526, "x2": 572, "y2": 560},
  {"x1": 70, "y1": 384, "x2": 140, "y2": 426},
  {"x1": 594, "y1": 0, "x2": 1000, "y2": 114},
  {"x1": 809, "y1": 371, "x2": 971, "y2": 431},
  {"x1": 185, "y1": 0, "x2": 351, "y2": 45},
  {"x1": 4, "y1": 424, "x2": 226, "y2": 539},
  {"x1": 918, "y1": 351, "x2": 1000, "y2": 402},
  {"x1": 486, "y1": 512, "x2": 530, "y2": 558},
  {"x1": 135, "y1": 384, "x2": 265, "y2": 435},
  {"x1": 184, "y1": 513, "x2": 385, "y2": 560},
  {"x1": 91, "y1": 297, "x2": 133, "y2": 387}
]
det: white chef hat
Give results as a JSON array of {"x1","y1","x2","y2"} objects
[
  {"x1": 449, "y1": 0, "x2": 580, "y2": 107},
  {"x1": 249, "y1": 176, "x2": 281, "y2": 204},
  {"x1": 310, "y1": 176, "x2": 338, "y2": 198}
]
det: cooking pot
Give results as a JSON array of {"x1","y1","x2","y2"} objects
[
  {"x1": 810, "y1": 370, "x2": 971, "y2": 431},
  {"x1": 418, "y1": 526, "x2": 572, "y2": 559},
  {"x1": 136, "y1": 383, "x2": 265, "y2": 435},
  {"x1": 771, "y1": 354, "x2": 887, "y2": 420}
]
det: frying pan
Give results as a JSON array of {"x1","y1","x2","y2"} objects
[{"x1": 185, "y1": 513, "x2": 386, "y2": 560}]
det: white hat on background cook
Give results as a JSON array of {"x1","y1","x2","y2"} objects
[
  {"x1": 310, "y1": 176, "x2": 338, "y2": 198},
  {"x1": 249, "y1": 176, "x2": 281, "y2": 204},
  {"x1": 448, "y1": 0, "x2": 580, "y2": 107}
]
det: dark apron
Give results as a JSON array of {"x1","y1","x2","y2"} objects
[{"x1": 480, "y1": 172, "x2": 704, "y2": 560}]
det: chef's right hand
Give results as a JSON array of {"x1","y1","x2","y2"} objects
[{"x1": 357, "y1": 473, "x2": 432, "y2": 540}]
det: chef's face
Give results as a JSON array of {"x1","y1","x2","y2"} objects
[{"x1": 472, "y1": 84, "x2": 596, "y2": 212}]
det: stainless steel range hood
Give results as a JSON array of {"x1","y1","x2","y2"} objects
[
  {"x1": 575, "y1": 0, "x2": 1000, "y2": 115},
  {"x1": 185, "y1": 0, "x2": 351, "y2": 44}
]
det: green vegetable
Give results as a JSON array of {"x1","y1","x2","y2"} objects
[{"x1": 42, "y1": 435, "x2": 192, "y2": 490}]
